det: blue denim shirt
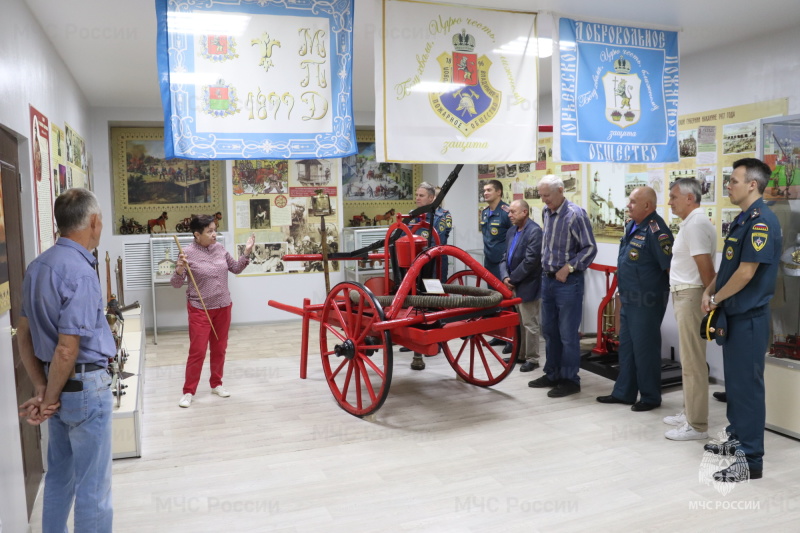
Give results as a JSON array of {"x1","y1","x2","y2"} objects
[{"x1": 21, "y1": 238, "x2": 115, "y2": 365}]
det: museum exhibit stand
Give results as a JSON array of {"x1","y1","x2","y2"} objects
[
  {"x1": 760, "y1": 114, "x2": 800, "y2": 439},
  {"x1": 112, "y1": 305, "x2": 146, "y2": 459}
]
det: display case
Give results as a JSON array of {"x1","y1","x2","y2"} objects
[
  {"x1": 341, "y1": 226, "x2": 389, "y2": 284},
  {"x1": 758, "y1": 114, "x2": 800, "y2": 438}
]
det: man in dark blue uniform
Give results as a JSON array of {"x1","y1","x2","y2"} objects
[
  {"x1": 480, "y1": 179, "x2": 511, "y2": 280},
  {"x1": 597, "y1": 186, "x2": 673, "y2": 411},
  {"x1": 702, "y1": 158, "x2": 781, "y2": 482},
  {"x1": 411, "y1": 182, "x2": 452, "y2": 282}
]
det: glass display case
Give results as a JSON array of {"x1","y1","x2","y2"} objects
[{"x1": 759, "y1": 114, "x2": 800, "y2": 438}]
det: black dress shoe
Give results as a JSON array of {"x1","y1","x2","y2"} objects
[
  {"x1": 596, "y1": 395, "x2": 633, "y2": 405},
  {"x1": 713, "y1": 391, "x2": 727, "y2": 403},
  {"x1": 713, "y1": 461, "x2": 762, "y2": 482},
  {"x1": 502, "y1": 344, "x2": 512, "y2": 354},
  {"x1": 704, "y1": 439, "x2": 740, "y2": 456},
  {"x1": 399, "y1": 347, "x2": 411, "y2": 352},
  {"x1": 528, "y1": 375, "x2": 558, "y2": 388},
  {"x1": 631, "y1": 401, "x2": 660, "y2": 412},
  {"x1": 519, "y1": 361, "x2": 539, "y2": 372},
  {"x1": 488, "y1": 338, "x2": 505, "y2": 347},
  {"x1": 547, "y1": 381, "x2": 580, "y2": 398}
]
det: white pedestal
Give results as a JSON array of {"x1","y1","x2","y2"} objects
[
  {"x1": 112, "y1": 307, "x2": 145, "y2": 459},
  {"x1": 765, "y1": 356, "x2": 800, "y2": 439}
]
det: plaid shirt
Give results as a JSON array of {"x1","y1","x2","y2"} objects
[{"x1": 541, "y1": 198, "x2": 597, "y2": 273}]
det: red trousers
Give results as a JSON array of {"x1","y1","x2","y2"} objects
[{"x1": 183, "y1": 303, "x2": 232, "y2": 394}]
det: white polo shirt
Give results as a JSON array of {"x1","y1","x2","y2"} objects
[{"x1": 669, "y1": 207, "x2": 717, "y2": 287}]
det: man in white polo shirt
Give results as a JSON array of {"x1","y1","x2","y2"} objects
[{"x1": 663, "y1": 178, "x2": 717, "y2": 440}]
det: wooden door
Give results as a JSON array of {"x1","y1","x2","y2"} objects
[{"x1": 0, "y1": 125, "x2": 42, "y2": 519}]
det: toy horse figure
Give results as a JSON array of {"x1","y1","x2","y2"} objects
[{"x1": 148, "y1": 212, "x2": 168, "y2": 233}]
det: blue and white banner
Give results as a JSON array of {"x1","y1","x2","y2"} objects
[
  {"x1": 375, "y1": 0, "x2": 538, "y2": 163},
  {"x1": 553, "y1": 17, "x2": 679, "y2": 163},
  {"x1": 156, "y1": 0, "x2": 356, "y2": 160}
]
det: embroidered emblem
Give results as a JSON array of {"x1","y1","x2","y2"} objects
[
  {"x1": 725, "y1": 246, "x2": 734, "y2": 260},
  {"x1": 429, "y1": 30, "x2": 501, "y2": 137},
  {"x1": 202, "y1": 79, "x2": 240, "y2": 118},
  {"x1": 603, "y1": 55, "x2": 641, "y2": 128},
  {"x1": 629, "y1": 248, "x2": 639, "y2": 261},
  {"x1": 752, "y1": 223, "x2": 768, "y2": 232},
  {"x1": 200, "y1": 35, "x2": 239, "y2": 62},
  {"x1": 491, "y1": 227, "x2": 498, "y2": 236},
  {"x1": 661, "y1": 242, "x2": 672, "y2": 255},
  {"x1": 658, "y1": 234, "x2": 670, "y2": 241},
  {"x1": 752, "y1": 232, "x2": 768, "y2": 252}
]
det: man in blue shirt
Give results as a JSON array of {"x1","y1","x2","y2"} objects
[
  {"x1": 17, "y1": 188, "x2": 115, "y2": 532},
  {"x1": 597, "y1": 186, "x2": 673, "y2": 411},
  {"x1": 702, "y1": 158, "x2": 781, "y2": 483},
  {"x1": 529, "y1": 175, "x2": 597, "y2": 397}
]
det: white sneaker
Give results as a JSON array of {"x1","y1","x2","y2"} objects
[
  {"x1": 665, "y1": 422, "x2": 708, "y2": 441},
  {"x1": 662, "y1": 411, "x2": 686, "y2": 426},
  {"x1": 212, "y1": 385, "x2": 230, "y2": 398},
  {"x1": 178, "y1": 393, "x2": 192, "y2": 408}
]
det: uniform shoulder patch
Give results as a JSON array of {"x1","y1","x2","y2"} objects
[
  {"x1": 752, "y1": 222, "x2": 768, "y2": 232},
  {"x1": 501, "y1": 205, "x2": 510, "y2": 212},
  {"x1": 661, "y1": 242, "x2": 672, "y2": 255},
  {"x1": 658, "y1": 233, "x2": 670, "y2": 241},
  {"x1": 649, "y1": 220, "x2": 660, "y2": 233}
]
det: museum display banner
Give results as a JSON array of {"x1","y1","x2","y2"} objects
[
  {"x1": 552, "y1": 17, "x2": 679, "y2": 164},
  {"x1": 156, "y1": 0, "x2": 356, "y2": 160},
  {"x1": 375, "y1": 0, "x2": 538, "y2": 163}
]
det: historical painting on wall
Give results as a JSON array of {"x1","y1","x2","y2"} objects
[
  {"x1": 762, "y1": 120, "x2": 800, "y2": 200},
  {"x1": 30, "y1": 106, "x2": 55, "y2": 252},
  {"x1": 478, "y1": 136, "x2": 580, "y2": 228},
  {"x1": 343, "y1": 130, "x2": 420, "y2": 229},
  {"x1": 231, "y1": 157, "x2": 342, "y2": 276},
  {"x1": 111, "y1": 128, "x2": 224, "y2": 235}
]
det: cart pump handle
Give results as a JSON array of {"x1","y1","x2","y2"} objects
[{"x1": 330, "y1": 164, "x2": 464, "y2": 259}]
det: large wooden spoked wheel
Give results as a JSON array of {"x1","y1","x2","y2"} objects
[
  {"x1": 444, "y1": 270, "x2": 519, "y2": 386},
  {"x1": 320, "y1": 282, "x2": 393, "y2": 417}
]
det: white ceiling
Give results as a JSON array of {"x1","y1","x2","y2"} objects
[{"x1": 24, "y1": 0, "x2": 800, "y2": 115}]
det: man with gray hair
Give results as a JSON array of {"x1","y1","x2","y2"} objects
[
  {"x1": 17, "y1": 188, "x2": 115, "y2": 531},
  {"x1": 500, "y1": 199, "x2": 542, "y2": 372},
  {"x1": 529, "y1": 175, "x2": 597, "y2": 397},
  {"x1": 662, "y1": 178, "x2": 716, "y2": 440}
]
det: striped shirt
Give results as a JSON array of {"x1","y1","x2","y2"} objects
[
  {"x1": 170, "y1": 241, "x2": 250, "y2": 309},
  {"x1": 541, "y1": 198, "x2": 597, "y2": 273}
]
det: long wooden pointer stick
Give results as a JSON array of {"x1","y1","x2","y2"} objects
[{"x1": 174, "y1": 236, "x2": 218, "y2": 340}]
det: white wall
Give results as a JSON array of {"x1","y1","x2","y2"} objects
[{"x1": 0, "y1": 1, "x2": 91, "y2": 531}]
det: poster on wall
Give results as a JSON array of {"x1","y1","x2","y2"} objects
[
  {"x1": 0, "y1": 167, "x2": 9, "y2": 315},
  {"x1": 30, "y1": 106, "x2": 55, "y2": 252},
  {"x1": 552, "y1": 17, "x2": 680, "y2": 164},
  {"x1": 587, "y1": 98, "x2": 787, "y2": 244},
  {"x1": 375, "y1": 0, "x2": 538, "y2": 163},
  {"x1": 64, "y1": 123, "x2": 88, "y2": 189},
  {"x1": 342, "y1": 131, "x2": 420, "y2": 230},
  {"x1": 231, "y1": 158, "x2": 342, "y2": 275},
  {"x1": 111, "y1": 128, "x2": 225, "y2": 235},
  {"x1": 50, "y1": 123, "x2": 68, "y2": 197},
  {"x1": 478, "y1": 136, "x2": 580, "y2": 227},
  {"x1": 155, "y1": 0, "x2": 356, "y2": 160}
]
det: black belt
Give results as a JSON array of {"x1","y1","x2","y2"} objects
[{"x1": 44, "y1": 362, "x2": 107, "y2": 373}]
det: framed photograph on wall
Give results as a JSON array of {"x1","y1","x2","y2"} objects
[
  {"x1": 342, "y1": 130, "x2": 421, "y2": 229},
  {"x1": 111, "y1": 127, "x2": 225, "y2": 235}
]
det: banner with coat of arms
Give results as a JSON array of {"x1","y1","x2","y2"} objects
[
  {"x1": 552, "y1": 17, "x2": 679, "y2": 164},
  {"x1": 375, "y1": 0, "x2": 538, "y2": 163},
  {"x1": 156, "y1": 0, "x2": 356, "y2": 160}
]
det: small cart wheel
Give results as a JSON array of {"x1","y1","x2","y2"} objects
[
  {"x1": 441, "y1": 321, "x2": 519, "y2": 386},
  {"x1": 446, "y1": 270, "x2": 485, "y2": 288},
  {"x1": 320, "y1": 282, "x2": 393, "y2": 417}
]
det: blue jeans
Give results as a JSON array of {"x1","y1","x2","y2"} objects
[
  {"x1": 541, "y1": 273, "x2": 584, "y2": 385},
  {"x1": 43, "y1": 368, "x2": 113, "y2": 533}
]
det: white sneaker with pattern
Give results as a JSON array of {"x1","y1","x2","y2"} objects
[
  {"x1": 212, "y1": 385, "x2": 231, "y2": 398},
  {"x1": 665, "y1": 422, "x2": 708, "y2": 441}
]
